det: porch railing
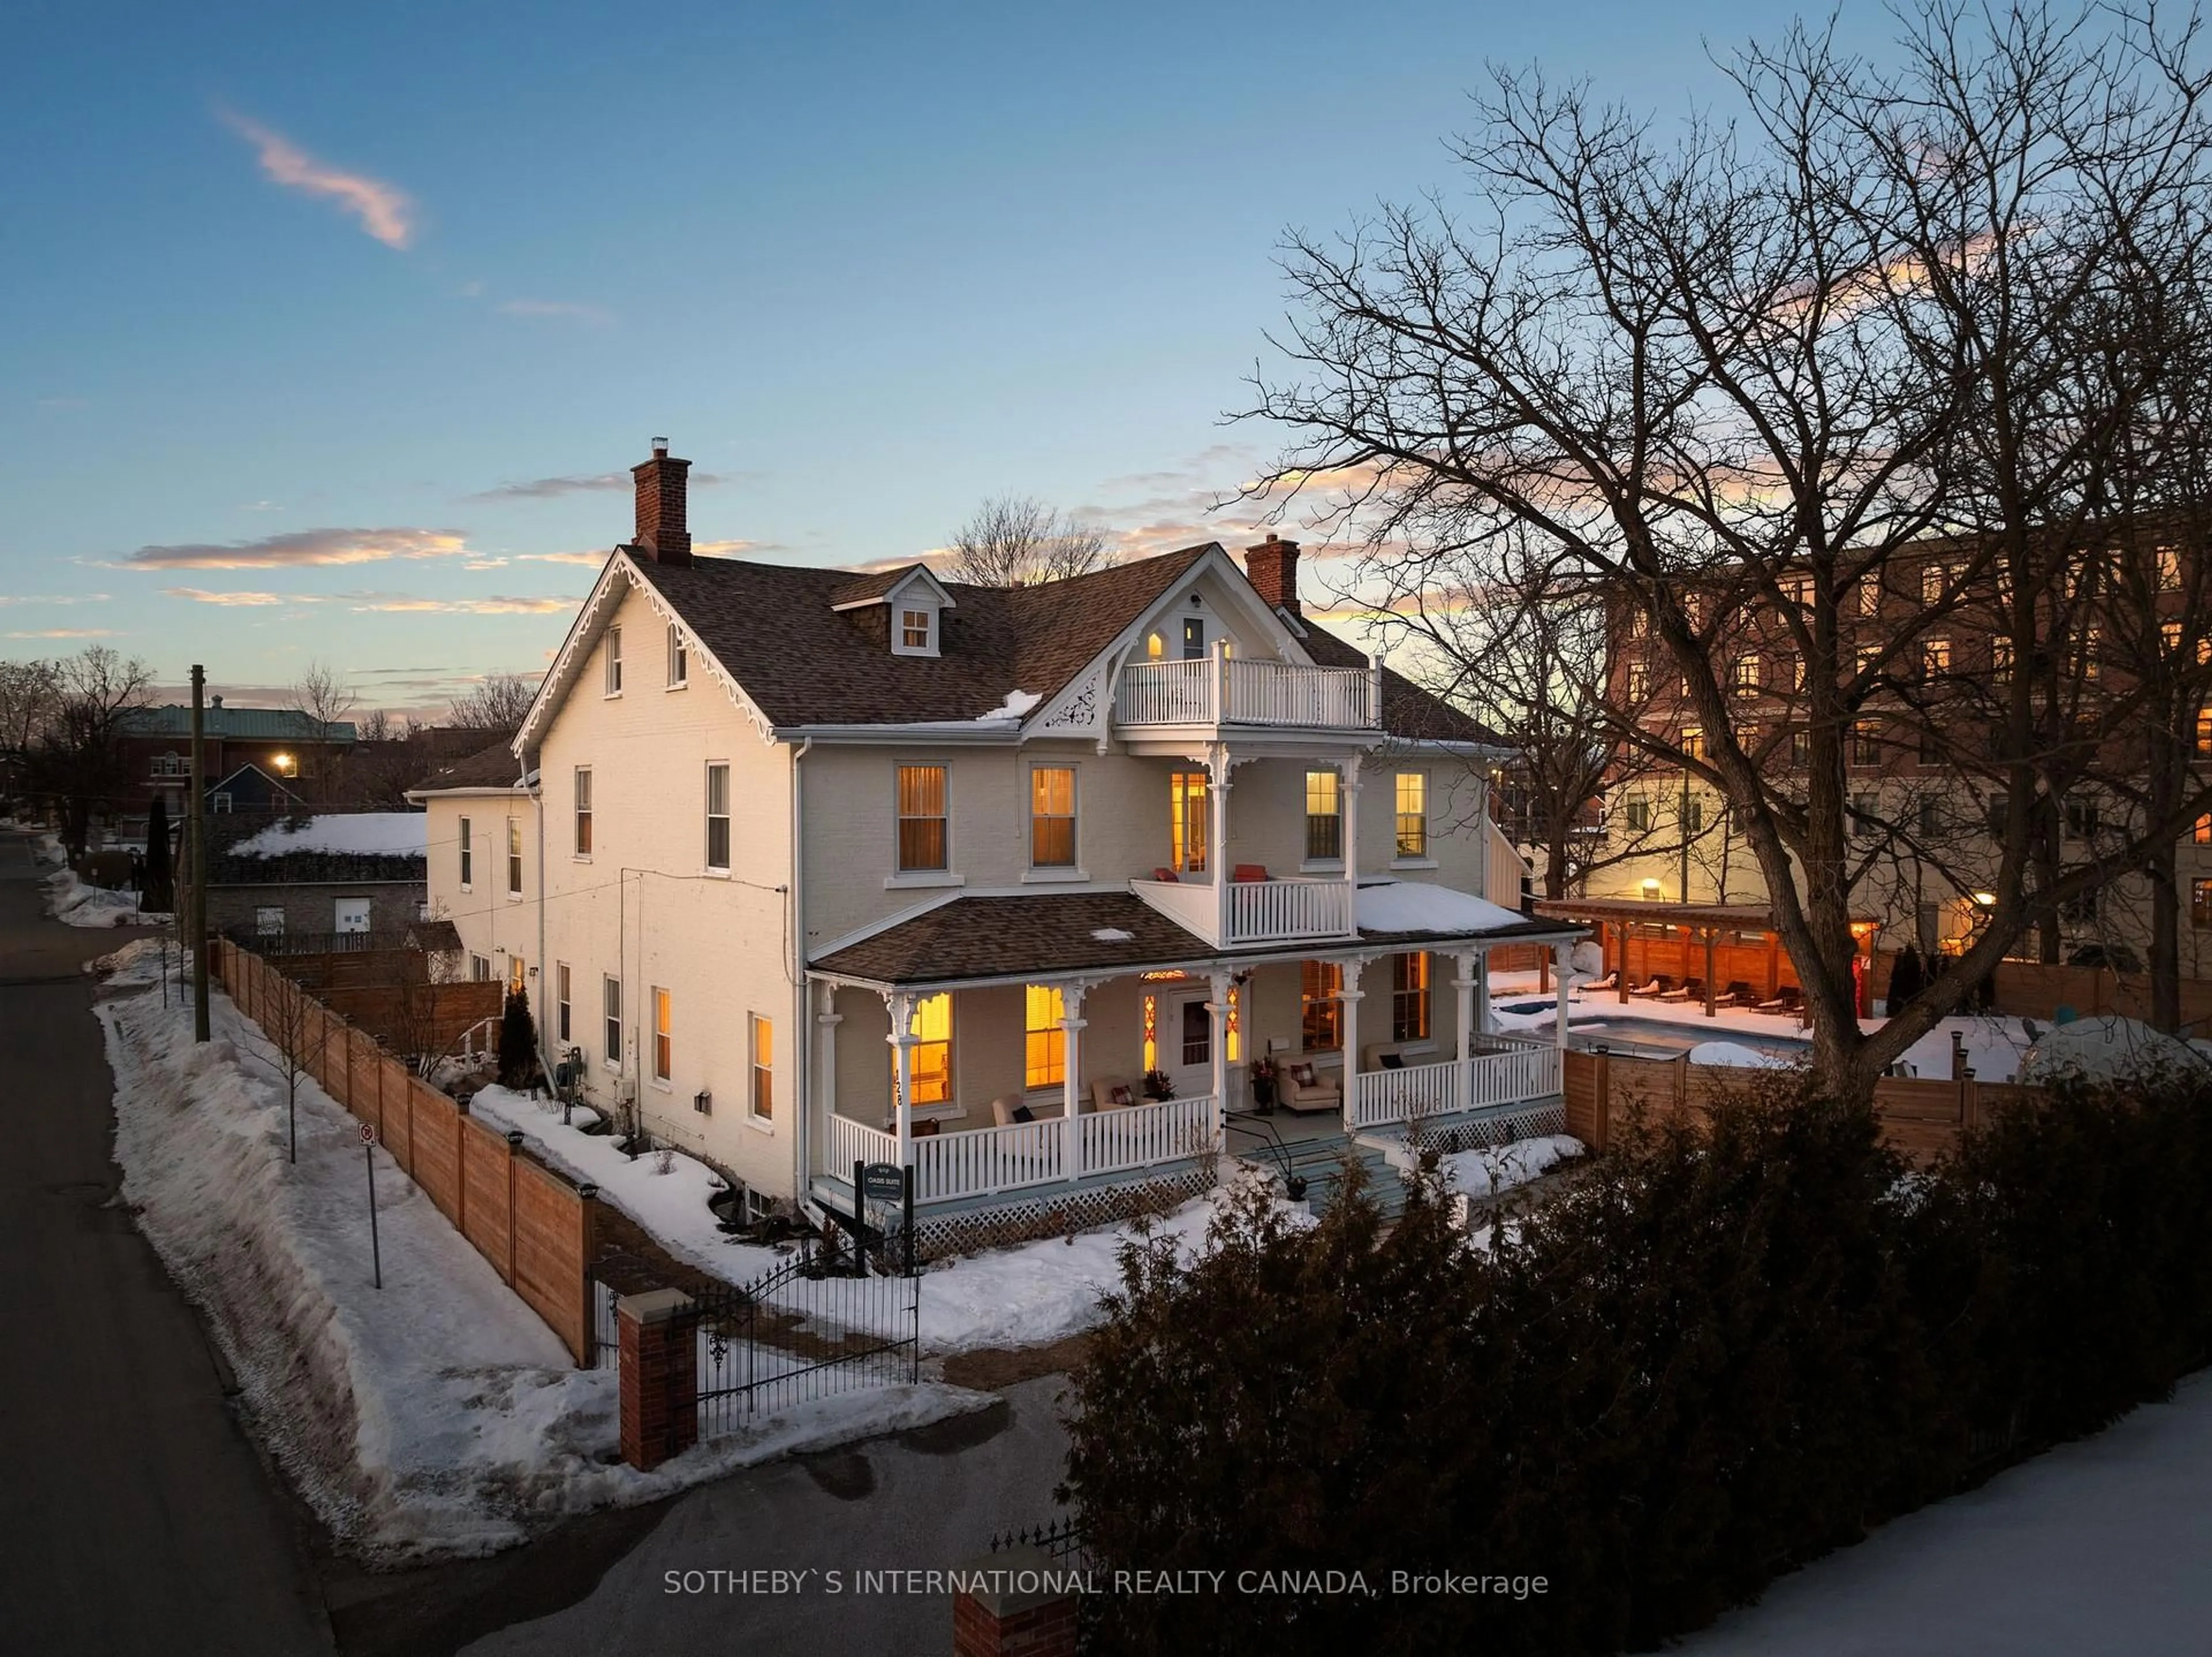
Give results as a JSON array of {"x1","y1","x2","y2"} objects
[
  {"x1": 827, "y1": 1096, "x2": 1221, "y2": 1205},
  {"x1": 1351, "y1": 1036, "x2": 1563, "y2": 1128},
  {"x1": 1113, "y1": 657, "x2": 1375, "y2": 729},
  {"x1": 1226, "y1": 876, "x2": 1353, "y2": 944},
  {"x1": 1081, "y1": 1094, "x2": 1215, "y2": 1177}
]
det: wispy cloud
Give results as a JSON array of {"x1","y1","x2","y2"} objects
[
  {"x1": 118, "y1": 527, "x2": 469, "y2": 570},
  {"x1": 346, "y1": 594, "x2": 576, "y2": 615},
  {"x1": 162, "y1": 587, "x2": 296, "y2": 606},
  {"x1": 218, "y1": 107, "x2": 415, "y2": 249},
  {"x1": 469, "y1": 470, "x2": 723, "y2": 504},
  {"x1": 516, "y1": 550, "x2": 608, "y2": 566},
  {"x1": 6, "y1": 628, "x2": 116, "y2": 640},
  {"x1": 0, "y1": 592, "x2": 108, "y2": 606},
  {"x1": 497, "y1": 298, "x2": 614, "y2": 324}
]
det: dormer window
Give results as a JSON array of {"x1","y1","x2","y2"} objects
[
  {"x1": 890, "y1": 600, "x2": 941, "y2": 657},
  {"x1": 902, "y1": 608, "x2": 932, "y2": 650},
  {"x1": 830, "y1": 562, "x2": 955, "y2": 659}
]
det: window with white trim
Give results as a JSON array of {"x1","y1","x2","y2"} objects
[
  {"x1": 458, "y1": 816, "x2": 473, "y2": 888},
  {"x1": 506, "y1": 817, "x2": 522, "y2": 896},
  {"x1": 603, "y1": 977, "x2": 622, "y2": 1069},
  {"x1": 896, "y1": 765, "x2": 948, "y2": 872},
  {"x1": 1025, "y1": 985, "x2": 1066, "y2": 1089},
  {"x1": 749, "y1": 1013, "x2": 774, "y2": 1119},
  {"x1": 604, "y1": 626, "x2": 623, "y2": 694},
  {"x1": 652, "y1": 987, "x2": 672, "y2": 1083},
  {"x1": 1394, "y1": 771, "x2": 1427, "y2": 858},
  {"x1": 574, "y1": 767, "x2": 593, "y2": 855},
  {"x1": 1029, "y1": 765, "x2": 1075, "y2": 868},
  {"x1": 705, "y1": 763, "x2": 730, "y2": 870},
  {"x1": 556, "y1": 962, "x2": 571, "y2": 1043},
  {"x1": 666, "y1": 624, "x2": 687, "y2": 686}
]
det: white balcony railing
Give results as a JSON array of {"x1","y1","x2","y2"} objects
[
  {"x1": 912, "y1": 1115, "x2": 1067, "y2": 1202},
  {"x1": 1350, "y1": 1037, "x2": 1563, "y2": 1128},
  {"x1": 1115, "y1": 656, "x2": 1375, "y2": 729},
  {"x1": 1080, "y1": 1094, "x2": 1216, "y2": 1178},
  {"x1": 821, "y1": 1113, "x2": 899, "y2": 1179},
  {"x1": 1130, "y1": 875, "x2": 1356, "y2": 948},
  {"x1": 836, "y1": 1095, "x2": 1221, "y2": 1205}
]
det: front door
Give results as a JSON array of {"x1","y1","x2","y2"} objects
[
  {"x1": 1165, "y1": 990, "x2": 1213, "y2": 1102},
  {"x1": 333, "y1": 897, "x2": 372, "y2": 934}
]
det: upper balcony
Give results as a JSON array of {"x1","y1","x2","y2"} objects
[{"x1": 1115, "y1": 654, "x2": 1377, "y2": 735}]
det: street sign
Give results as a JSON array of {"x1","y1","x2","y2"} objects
[
  {"x1": 358, "y1": 1122, "x2": 377, "y2": 1145},
  {"x1": 860, "y1": 1162, "x2": 906, "y2": 1202}
]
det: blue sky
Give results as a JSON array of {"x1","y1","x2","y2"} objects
[{"x1": 0, "y1": 0, "x2": 1882, "y2": 713}]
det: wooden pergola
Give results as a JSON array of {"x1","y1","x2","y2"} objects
[{"x1": 1532, "y1": 897, "x2": 1878, "y2": 1017}]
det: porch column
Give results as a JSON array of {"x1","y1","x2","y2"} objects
[
  {"x1": 1552, "y1": 943, "x2": 1573, "y2": 1058},
  {"x1": 1338, "y1": 957, "x2": 1367, "y2": 1134},
  {"x1": 1342, "y1": 750, "x2": 1365, "y2": 892},
  {"x1": 1452, "y1": 951, "x2": 1479, "y2": 1114},
  {"x1": 1060, "y1": 982, "x2": 1088, "y2": 1184},
  {"x1": 1206, "y1": 970, "x2": 1232, "y2": 1150},
  {"x1": 815, "y1": 984, "x2": 842, "y2": 1174},
  {"x1": 1476, "y1": 951, "x2": 1494, "y2": 1035},
  {"x1": 884, "y1": 990, "x2": 917, "y2": 1170},
  {"x1": 1209, "y1": 741, "x2": 1233, "y2": 945}
]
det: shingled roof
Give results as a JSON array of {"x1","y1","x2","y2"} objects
[
  {"x1": 637, "y1": 546, "x2": 1209, "y2": 727},
  {"x1": 631, "y1": 543, "x2": 1494, "y2": 741},
  {"x1": 408, "y1": 736, "x2": 525, "y2": 793}
]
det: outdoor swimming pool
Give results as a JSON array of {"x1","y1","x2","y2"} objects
[{"x1": 1563, "y1": 1016, "x2": 1813, "y2": 1063}]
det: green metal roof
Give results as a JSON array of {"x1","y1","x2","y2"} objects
[{"x1": 122, "y1": 705, "x2": 358, "y2": 743}]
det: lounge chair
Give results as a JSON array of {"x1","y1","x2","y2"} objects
[
  {"x1": 1584, "y1": 970, "x2": 1619, "y2": 993},
  {"x1": 1277, "y1": 1059, "x2": 1342, "y2": 1114},
  {"x1": 1711, "y1": 981, "x2": 1755, "y2": 1009},
  {"x1": 1657, "y1": 978, "x2": 1705, "y2": 1004},
  {"x1": 1090, "y1": 1075, "x2": 1138, "y2": 1112},
  {"x1": 1627, "y1": 975, "x2": 1672, "y2": 999}
]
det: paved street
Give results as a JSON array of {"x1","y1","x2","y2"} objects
[{"x1": 0, "y1": 835, "x2": 334, "y2": 1655}]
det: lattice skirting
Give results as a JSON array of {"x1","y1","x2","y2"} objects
[
  {"x1": 1410, "y1": 1101, "x2": 1569, "y2": 1157},
  {"x1": 898, "y1": 1167, "x2": 1217, "y2": 1263}
]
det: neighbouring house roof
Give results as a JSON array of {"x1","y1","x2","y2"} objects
[
  {"x1": 408, "y1": 736, "x2": 526, "y2": 795},
  {"x1": 204, "y1": 762, "x2": 302, "y2": 809},
  {"x1": 407, "y1": 918, "x2": 464, "y2": 953},
  {"x1": 811, "y1": 887, "x2": 1578, "y2": 988},
  {"x1": 230, "y1": 812, "x2": 428, "y2": 860},
  {"x1": 123, "y1": 705, "x2": 359, "y2": 743}
]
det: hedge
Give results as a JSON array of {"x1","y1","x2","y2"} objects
[{"x1": 1061, "y1": 1068, "x2": 2212, "y2": 1655}]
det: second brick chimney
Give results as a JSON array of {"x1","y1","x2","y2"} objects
[
  {"x1": 631, "y1": 438, "x2": 692, "y2": 565},
  {"x1": 1244, "y1": 532, "x2": 1300, "y2": 616}
]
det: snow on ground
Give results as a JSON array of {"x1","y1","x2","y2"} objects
[
  {"x1": 96, "y1": 977, "x2": 989, "y2": 1563},
  {"x1": 1680, "y1": 1371, "x2": 2212, "y2": 1656},
  {"x1": 229, "y1": 811, "x2": 426, "y2": 859},
  {"x1": 43, "y1": 866, "x2": 165, "y2": 928},
  {"x1": 1687, "y1": 1040, "x2": 1790, "y2": 1069},
  {"x1": 915, "y1": 1167, "x2": 1313, "y2": 1354},
  {"x1": 1357, "y1": 878, "x2": 1525, "y2": 936},
  {"x1": 1490, "y1": 974, "x2": 2038, "y2": 1082},
  {"x1": 467, "y1": 1084, "x2": 787, "y2": 1285},
  {"x1": 1433, "y1": 1133, "x2": 1584, "y2": 1202}
]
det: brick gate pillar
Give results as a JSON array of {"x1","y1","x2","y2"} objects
[
  {"x1": 616, "y1": 1288, "x2": 697, "y2": 1470},
  {"x1": 952, "y1": 1545, "x2": 1081, "y2": 1657}
]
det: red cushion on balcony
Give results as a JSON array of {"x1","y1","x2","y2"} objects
[
  {"x1": 1153, "y1": 867, "x2": 1179, "y2": 882},
  {"x1": 1233, "y1": 864, "x2": 1269, "y2": 883}
]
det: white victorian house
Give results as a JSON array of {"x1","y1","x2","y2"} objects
[{"x1": 414, "y1": 441, "x2": 1581, "y2": 1245}]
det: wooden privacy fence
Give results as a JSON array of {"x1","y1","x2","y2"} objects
[
  {"x1": 210, "y1": 939, "x2": 596, "y2": 1365},
  {"x1": 1560, "y1": 1047, "x2": 2044, "y2": 1164}
]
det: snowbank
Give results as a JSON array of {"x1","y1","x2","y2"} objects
[
  {"x1": 97, "y1": 981, "x2": 988, "y2": 1563},
  {"x1": 1357, "y1": 878, "x2": 1525, "y2": 937},
  {"x1": 1435, "y1": 1133, "x2": 1584, "y2": 1202},
  {"x1": 43, "y1": 867, "x2": 162, "y2": 929},
  {"x1": 229, "y1": 811, "x2": 426, "y2": 859},
  {"x1": 973, "y1": 688, "x2": 1042, "y2": 724},
  {"x1": 467, "y1": 1085, "x2": 787, "y2": 1285}
]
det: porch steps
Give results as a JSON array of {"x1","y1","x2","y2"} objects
[{"x1": 1243, "y1": 1138, "x2": 1408, "y2": 1223}]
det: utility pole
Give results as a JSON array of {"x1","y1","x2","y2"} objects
[{"x1": 190, "y1": 665, "x2": 209, "y2": 1043}]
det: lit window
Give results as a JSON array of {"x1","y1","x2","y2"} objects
[
  {"x1": 1682, "y1": 727, "x2": 1705, "y2": 761},
  {"x1": 1733, "y1": 656, "x2": 1760, "y2": 695},
  {"x1": 1854, "y1": 721, "x2": 1883, "y2": 767},
  {"x1": 458, "y1": 816, "x2": 473, "y2": 888},
  {"x1": 1146, "y1": 631, "x2": 1164, "y2": 660},
  {"x1": 605, "y1": 626, "x2": 623, "y2": 694},
  {"x1": 2164, "y1": 620, "x2": 2184, "y2": 655},
  {"x1": 1395, "y1": 771, "x2": 1427, "y2": 858},
  {"x1": 506, "y1": 817, "x2": 523, "y2": 895},
  {"x1": 896, "y1": 765, "x2": 948, "y2": 871},
  {"x1": 667, "y1": 624, "x2": 687, "y2": 686},
  {"x1": 1029, "y1": 766, "x2": 1075, "y2": 868},
  {"x1": 556, "y1": 963, "x2": 571, "y2": 1043},
  {"x1": 574, "y1": 767, "x2": 593, "y2": 855},
  {"x1": 603, "y1": 977, "x2": 622, "y2": 1069},
  {"x1": 1025, "y1": 985, "x2": 1065, "y2": 1089},
  {"x1": 1857, "y1": 644, "x2": 1881, "y2": 676},
  {"x1": 1991, "y1": 638, "x2": 2014, "y2": 683},
  {"x1": 1781, "y1": 575, "x2": 1809, "y2": 607},
  {"x1": 1858, "y1": 579, "x2": 1880, "y2": 615},
  {"x1": 900, "y1": 608, "x2": 931, "y2": 650},
  {"x1": 653, "y1": 988, "x2": 672, "y2": 1082},
  {"x1": 2197, "y1": 709, "x2": 2211, "y2": 756},
  {"x1": 1392, "y1": 952, "x2": 1430, "y2": 1042},
  {"x1": 2081, "y1": 627, "x2": 2101, "y2": 683},
  {"x1": 705, "y1": 763, "x2": 730, "y2": 870},
  {"x1": 1301, "y1": 960, "x2": 1342, "y2": 1052},
  {"x1": 1627, "y1": 661, "x2": 1650, "y2": 700},
  {"x1": 1304, "y1": 769, "x2": 1342, "y2": 861},
  {"x1": 2195, "y1": 815, "x2": 2212, "y2": 846},
  {"x1": 2196, "y1": 880, "x2": 2212, "y2": 928},
  {"x1": 1171, "y1": 770, "x2": 1209, "y2": 873},
  {"x1": 509, "y1": 954, "x2": 526, "y2": 994},
  {"x1": 1923, "y1": 639, "x2": 1950, "y2": 676},
  {"x1": 908, "y1": 994, "x2": 950, "y2": 1104},
  {"x1": 1226, "y1": 981, "x2": 1241, "y2": 1062},
  {"x1": 1142, "y1": 993, "x2": 1158, "y2": 1072},
  {"x1": 750, "y1": 1013, "x2": 773, "y2": 1119}
]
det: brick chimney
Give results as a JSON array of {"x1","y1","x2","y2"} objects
[
  {"x1": 630, "y1": 438, "x2": 692, "y2": 565},
  {"x1": 1244, "y1": 532, "x2": 1301, "y2": 616}
]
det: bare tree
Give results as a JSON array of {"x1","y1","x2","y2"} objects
[
  {"x1": 946, "y1": 495, "x2": 1115, "y2": 587},
  {"x1": 1244, "y1": 2, "x2": 2212, "y2": 1098},
  {"x1": 0, "y1": 658, "x2": 60, "y2": 811},
  {"x1": 25, "y1": 646, "x2": 154, "y2": 854},
  {"x1": 287, "y1": 660, "x2": 358, "y2": 803},
  {"x1": 446, "y1": 674, "x2": 536, "y2": 731},
  {"x1": 258, "y1": 967, "x2": 319, "y2": 1164}
]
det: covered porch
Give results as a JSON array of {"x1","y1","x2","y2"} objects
[
  {"x1": 804, "y1": 889, "x2": 1584, "y2": 1213},
  {"x1": 1532, "y1": 896, "x2": 1879, "y2": 1017}
]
